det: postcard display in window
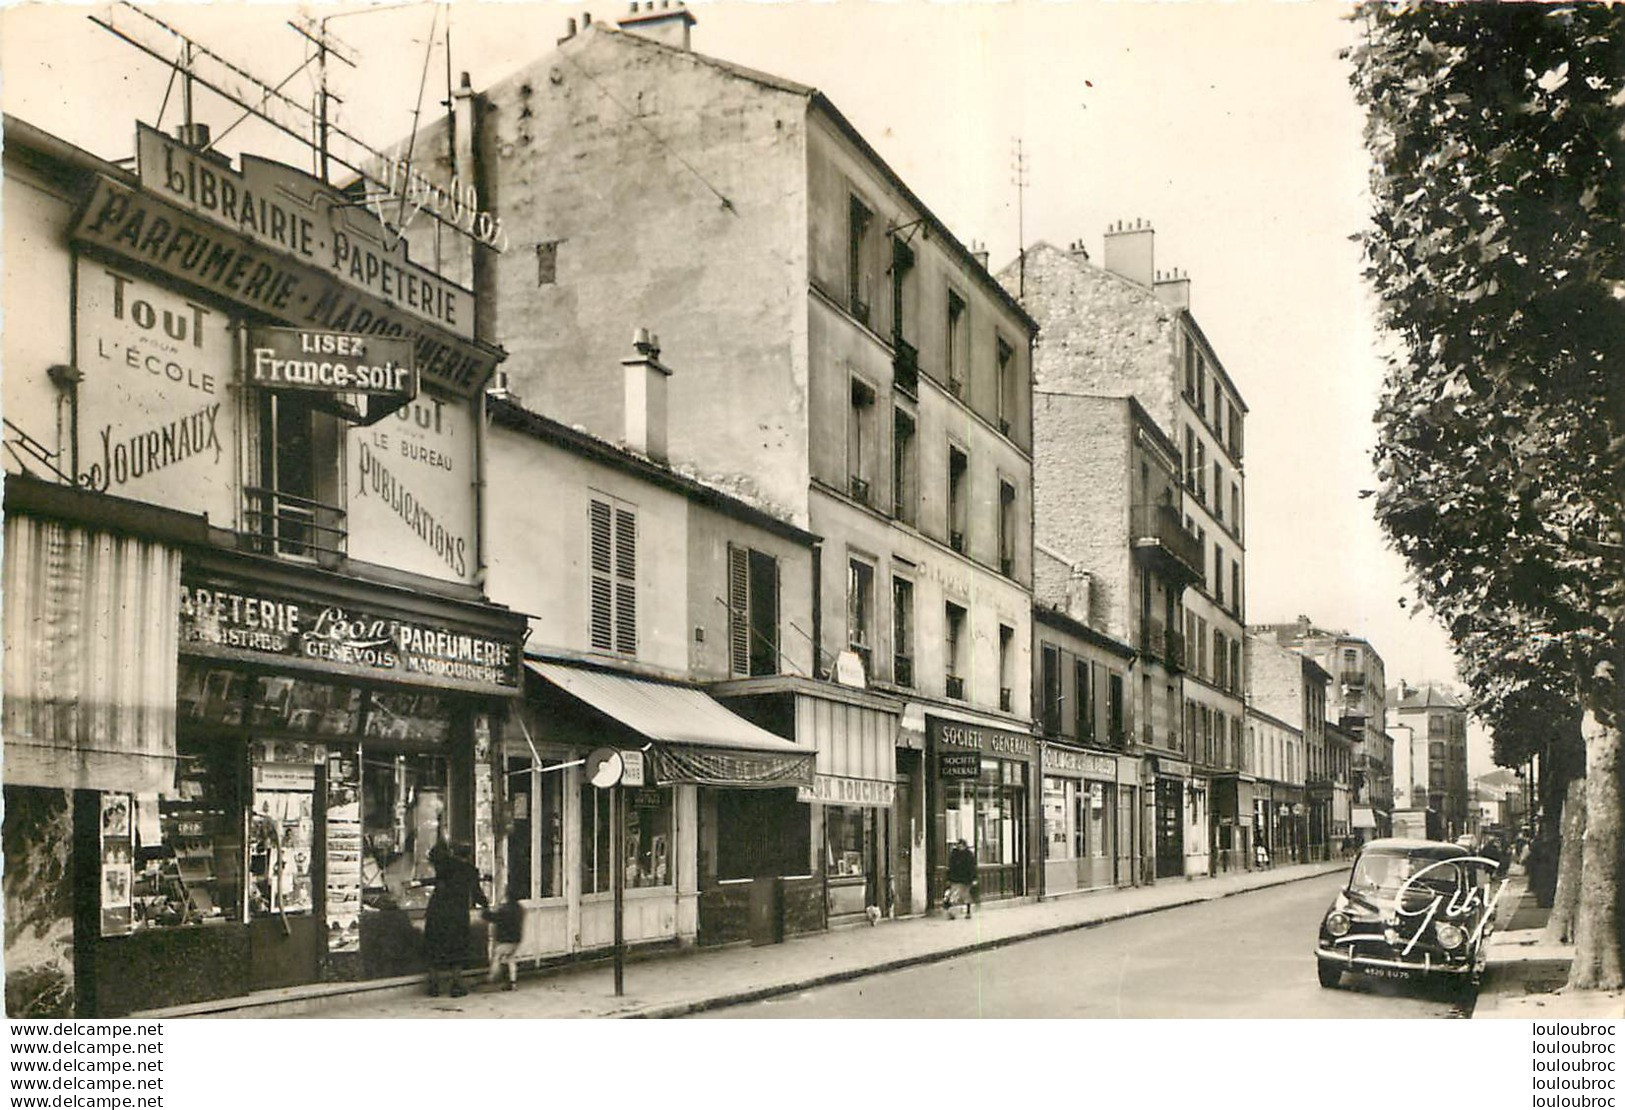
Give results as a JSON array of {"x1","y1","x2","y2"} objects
[
  {"x1": 99, "y1": 795, "x2": 134, "y2": 936},
  {"x1": 250, "y1": 741, "x2": 320, "y2": 917},
  {"x1": 326, "y1": 752, "x2": 363, "y2": 952}
]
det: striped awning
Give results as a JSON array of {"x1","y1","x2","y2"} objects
[
  {"x1": 528, "y1": 662, "x2": 813, "y2": 788},
  {"x1": 3, "y1": 513, "x2": 180, "y2": 794}
]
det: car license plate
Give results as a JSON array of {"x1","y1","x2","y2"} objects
[{"x1": 1362, "y1": 967, "x2": 1415, "y2": 980}]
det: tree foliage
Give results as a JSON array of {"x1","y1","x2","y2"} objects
[{"x1": 1349, "y1": 3, "x2": 1625, "y2": 736}]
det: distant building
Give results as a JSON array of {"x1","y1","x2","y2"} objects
[
  {"x1": 1387, "y1": 680, "x2": 1472, "y2": 840},
  {"x1": 1006, "y1": 230, "x2": 1246, "y2": 881},
  {"x1": 1252, "y1": 617, "x2": 1391, "y2": 839},
  {"x1": 1246, "y1": 633, "x2": 1331, "y2": 860}
]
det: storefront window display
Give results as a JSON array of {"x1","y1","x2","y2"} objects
[
  {"x1": 504, "y1": 756, "x2": 564, "y2": 900},
  {"x1": 581, "y1": 785, "x2": 673, "y2": 894},
  {"x1": 1042, "y1": 777, "x2": 1079, "y2": 860},
  {"x1": 943, "y1": 759, "x2": 1026, "y2": 870},
  {"x1": 362, "y1": 751, "x2": 449, "y2": 912},
  {"x1": 1087, "y1": 782, "x2": 1112, "y2": 859},
  {"x1": 825, "y1": 806, "x2": 870, "y2": 879}
]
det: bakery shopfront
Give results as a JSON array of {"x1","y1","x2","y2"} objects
[
  {"x1": 86, "y1": 555, "x2": 524, "y2": 1015},
  {"x1": 927, "y1": 715, "x2": 1039, "y2": 907},
  {"x1": 1040, "y1": 745, "x2": 1140, "y2": 896}
]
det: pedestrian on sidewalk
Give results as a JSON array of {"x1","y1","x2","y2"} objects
[
  {"x1": 484, "y1": 885, "x2": 525, "y2": 991},
  {"x1": 944, "y1": 839, "x2": 977, "y2": 920},
  {"x1": 423, "y1": 841, "x2": 489, "y2": 998}
]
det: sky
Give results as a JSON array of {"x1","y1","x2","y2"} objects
[{"x1": 0, "y1": 0, "x2": 1491, "y2": 770}]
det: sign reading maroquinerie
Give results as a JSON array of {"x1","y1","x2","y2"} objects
[{"x1": 178, "y1": 577, "x2": 520, "y2": 693}]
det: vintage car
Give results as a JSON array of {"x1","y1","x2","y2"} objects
[{"x1": 1316, "y1": 838, "x2": 1498, "y2": 992}]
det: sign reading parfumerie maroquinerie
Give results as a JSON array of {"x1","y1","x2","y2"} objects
[{"x1": 178, "y1": 573, "x2": 521, "y2": 695}]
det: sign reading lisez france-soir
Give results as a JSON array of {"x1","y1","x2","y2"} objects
[
  {"x1": 248, "y1": 327, "x2": 417, "y2": 400},
  {"x1": 136, "y1": 125, "x2": 469, "y2": 340}
]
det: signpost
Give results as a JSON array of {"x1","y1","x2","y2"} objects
[{"x1": 585, "y1": 746, "x2": 633, "y2": 996}]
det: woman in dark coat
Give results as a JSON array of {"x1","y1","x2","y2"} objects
[{"x1": 423, "y1": 841, "x2": 488, "y2": 997}]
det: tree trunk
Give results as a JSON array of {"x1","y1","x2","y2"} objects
[
  {"x1": 1567, "y1": 711, "x2": 1623, "y2": 990},
  {"x1": 1543, "y1": 776, "x2": 1586, "y2": 944}
]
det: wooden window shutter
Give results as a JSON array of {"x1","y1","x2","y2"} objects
[
  {"x1": 728, "y1": 543, "x2": 749, "y2": 676},
  {"x1": 613, "y1": 507, "x2": 637, "y2": 654},
  {"x1": 589, "y1": 499, "x2": 613, "y2": 651}
]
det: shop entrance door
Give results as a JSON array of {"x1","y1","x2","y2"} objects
[
  {"x1": 1154, "y1": 778, "x2": 1184, "y2": 879},
  {"x1": 1115, "y1": 786, "x2": 1136, "y2": 885},
  {"x1": 892, "y1": 768, "x2": 913, "y2": 915}
]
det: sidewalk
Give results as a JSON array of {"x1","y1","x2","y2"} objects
[
  {"x1": 139, "y1": 860, "x2": 1346, "y2": 1020},
  {"x1": 1471, "y1": 869, "x2": 1625, "y2": 1021}
]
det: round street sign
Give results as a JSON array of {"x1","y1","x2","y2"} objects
[{"x1": 585, "y1": 747, "x2": 624, "y2": 789}]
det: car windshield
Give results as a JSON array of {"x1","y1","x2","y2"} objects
[{"x1": 1349, "y1": 851, "x2": 1464, "y2": 898}]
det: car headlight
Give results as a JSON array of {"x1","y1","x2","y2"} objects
[
  {"x1": 1435, "y1": 922, "x2": 1466, "y2": 950},
  {"x1": 1326, "y1": 912, "x2": 1351, "y2": 937}
]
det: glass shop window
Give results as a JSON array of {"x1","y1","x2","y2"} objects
[
  {"x1": 825, "y1": 806, "x2": 870, "y2": 878},
  {"x1": 504, "y1": 756, "x2": 565, "y2": 900},
  {"x1": 362, "y1": 751, "x2": 450, "y2": 912},
  {"x1": 248, "y1": 739, "x2": 325, "y2": 918},
  {"x1": 1042, "y1": 777, "x2": 1079, "y2": 861},
  {"x1": 115, "y1": 736, "x2": 245, "y2": 933},
  {"x1": 581, "y1": 785, "x2": 674, "y2": 894}
]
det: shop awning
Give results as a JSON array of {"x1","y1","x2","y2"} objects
[{"x1": 528, "y1": 662, "x2": 813, "y2": 788}]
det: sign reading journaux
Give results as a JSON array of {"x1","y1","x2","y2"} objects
[{"x1": 248, "y1": 327, "x2": 417, "y2": 401}]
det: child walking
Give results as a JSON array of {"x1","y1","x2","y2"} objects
[{"x1": 485, "y1": 887, "x2": 524, "y2": 991}]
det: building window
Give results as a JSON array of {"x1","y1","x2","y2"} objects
[
  {"x1": 892, "y1": 576, "x2": 915, "y2": 688},
  {"x1": 1231, "y1": 561, "x2": 1241, "y2": 616},
  {"x1": 1184, "y1": 427, "x2": 1197, "y2": 492},
  {"x1": 891, "y1": 235, "x2": 915, "y2": 348},
  {"x1": 999, "y1": 624, "x2": 1016, "y2": 712},
  {"x1": 590, "y1": 496, "x2": 637, "y2": 655},
  {"x1": 1213, "y1": 463, "x2": 1224, "y2": 521},
  {"x1": 1214, "y1": 545, "x2": 1225, "y2": 606},
  {"x1": 251, "y1": 392, "x2": 342, "y2": 558},
  {"x1": 1230, "y1": 640, "x2": 1241, "y2": 692},
  {"x1": 1074, "y1": 659, "x2": 1093, "y2": 741},
  {"x1": 848, "y1": 377, "x2": 876, "y2": 505},
  {"x1": 848, "y1": 194, "x2": 874, "y2": 325},
  {"x1": 536, "y1": 240, "x2": 560, "y2": 285},
  {"x1": 1184, "y1": 335, "x2": 1197, "y2": 398},
  {"x1": 995, "y1": 335, "x2": 1015, "y2": 434},
  {"x1": 728, "y1": 544, "x2": 780, "y2": 677},
  {"x1": 1231, "y1": 482, "x2": 1241, "y2": 534},
  {"x1": 581, "y1": 784, "x2": 673, "y2": 894},
  {"x1": 946, "y1": 289, "x2": 966, "y2": 396},
  {"x1": 948, "y1": 444, "x2": 969, "y2": 553},
  {"x1": 847, "y1": 558, "x2": 875, "y2": 673},
  {"x1": 944, "y1": 602, "x2": 967, "y2": 699},
  {"x1": 1196, "y1": 440, "x2": 1207, "y2": 503},
  {"x1": 893, "y1": 408, "x2": 917, "y2": 525},
  {"x1": 1196, "y1": 616, "x2": 1209, "y2": 679},
  {"x1": 998, "y1": 479, "x2": 1017, "y2": 576},
  {"x1": 1213, "y1": 631, "x2": 1226, "y2": 691},
  {"x1": 1196, "y1": 355, "x2": 1208, "y2": 417}
]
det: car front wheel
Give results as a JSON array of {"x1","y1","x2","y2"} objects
[{"x1": 1317, "y1": 961, "x2": 1342, "y2": 989}]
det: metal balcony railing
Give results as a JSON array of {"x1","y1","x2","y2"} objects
[
  {"x1": 893, "y1": 338, "x2": 919, "y2": 398},
  {"x1": 1130, "y1": 503, "x2": 1204, "y2": 583},
  {"x1": 894, "y1": 654, "x2": 914, "y2": 689},
  {"x1": 945, "y1": 674, "x2": 965, "y2": 701},
  {"x1": 242, "y1": 487, "x2": 347, "y2": 561}
]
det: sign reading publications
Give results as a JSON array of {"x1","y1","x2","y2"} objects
[
  {"x1": 346, "y1": 397, "x2": 478, "y2": 584},
  {"x1": 178, "y1": 575, "x2": 521, "y2": 694},
  {"x1": 248, "y1": 327, "x2": 417, "y2": 400},
  {"x1": 74, "y1": 261, "x2": 238, "y2": 522}
]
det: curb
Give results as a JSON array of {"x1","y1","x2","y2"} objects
[{"x1": 627, "y1": 863, "x2": 1345, "y2": 1019}]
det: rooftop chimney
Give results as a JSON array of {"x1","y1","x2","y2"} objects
[
  {"x1": 1065, "y1": 564, "x2": 1093, "y2": 627},
  {"x1": 559, "y1": 16, "x2": 578, "y2": 43},
  {"x1": 971, "y1": 240, "x2": 990, "y2": 269},
  {"x1": 1153, "y1": 267, "x2": 1191, "y2": 312},
  {"x1": 618, "y1": 0, "x2": 696, "y2": 50},
  {"x1": 622, "y1": 328, "x2": 671, "y2": 463},
  {"x1": 1069, "y1": 239, "x2": 1091, "y2": 261},
  {"x1": 1102, "y1": 218, "x2": 1154, "y2": 287}
]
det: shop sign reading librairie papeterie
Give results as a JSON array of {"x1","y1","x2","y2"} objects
[
  {"x1": 178, "y1": 575, "x2": 521, "y2": 694},
  {"x1": 68, "y1": 129, "x2": 502, "y2": 398},
  {"x1": 136, "y1": 125, "x2": 470, "y2": 340},
  {"x1": 248, "y1": 327, "x2": 417, "y2": 401}
]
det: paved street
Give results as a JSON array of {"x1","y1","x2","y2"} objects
[{"x1": 698, "y1": 873, "x2": 1472, "y2": 1019}]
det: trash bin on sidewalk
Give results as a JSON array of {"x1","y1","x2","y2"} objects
[{"x1": 748, "y1": 877, "x2": 784, "y2": 946}]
